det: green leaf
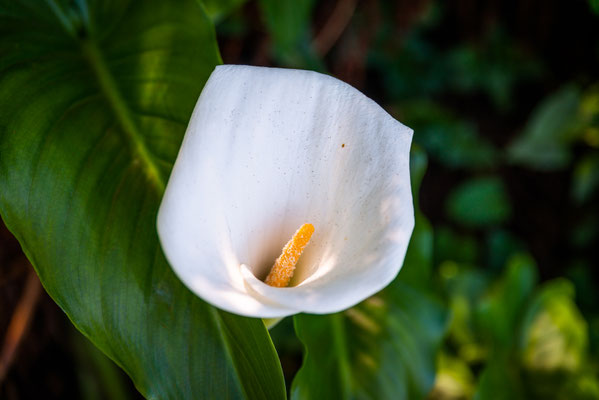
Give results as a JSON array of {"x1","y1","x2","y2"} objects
[
  {"x1": 410, "y1": 144, "x2": 428, "y2": 195},
  {"x1": 257, "y1": 0, "x2": 320, "y2": 68},
  {"x1": 485, "y1": 229, "x2": 525, "y2": 273},
  {"x1": 516, "y1": 280, "x2": 593, "y2": 399},
  {"x1": 434, "y1": 225, "x2": 479, "y2": 266},
  {"x1": 399, "y1": 145, "x2": 434, "y2": 287},
  {"x1": 201, "y1": 0, "x2": 247, "y2": 23},
  {"x1": 471, "y1": 263, "x2": 597, "y2": 400},
  {"x1": 475, "y1": 254, "x2": 538, "y2": 351},
  {"x1": 474, "y1": 361, "x2": 525, "y2": 400},
  {"x1": 291, "y1": 148, "x2": 447, "y2": 400},
  {"x1": 292, "y1": 284, "x2": 446, "y2": 400},
  {"x1": 508, "y1": 85, "x2": 581, "y2": 170},
  {"x1": 429, "y1": 352, "x2": 475, "y2": 400},
  {"x1": 0, "y1": 1, "x2": 285, "y2": 399},
  {"x1": 446, "y1": 177, "x2": 512, "y2": 228},
  {"x1": 572, "y1": 154, "x2": 599, "y2": 204},
  {"x1": 519, "y1": 280, "x2": 588, "y2": 374}
]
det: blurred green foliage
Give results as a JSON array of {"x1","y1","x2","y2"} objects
[
  {"x1": 370, "y1": 23, "x2": 543, "y2": 111},
  {"x1": 446, "y1": 177, "x2": 512, "y2": 228},
  {"x1": 399, "y1": 101, "x2": 498, "y2": 169}
]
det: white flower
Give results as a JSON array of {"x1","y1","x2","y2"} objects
[{"x1": 157, "y1": 65, "x2": 414, "y2": 318}]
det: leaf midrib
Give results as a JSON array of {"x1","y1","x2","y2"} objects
[
  {"x1": 80, "y1": 39, "x2": 166, "y2": 193},
  {"x1": 47, "y1": 0, "x2": 166, "y2": 193}
]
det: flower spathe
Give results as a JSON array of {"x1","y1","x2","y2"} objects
[{"x1": 157, "y1": 65, "x2": 414, "y2": 318}]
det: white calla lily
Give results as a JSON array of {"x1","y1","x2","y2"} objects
[{"x1": 157, "y1": 65, "x2": 414, "y2": 318}]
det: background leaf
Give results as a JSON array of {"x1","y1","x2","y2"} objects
[
  {"x1": 572, "y1": 154, "x2": 599, "y2": 204},
  {"x1": 446, "y1": 177, "x2": 512, "y2": 228},
  {"x1": 0, "y1": 1, "x2": 285, "y2": 398},
  {"x1": 475, "y1": 255, "x2": 538, "y2": 352},
  {"x1": 257, "y1": 0, "x2": 320, "y2": 68},
  {"x1": 507, "y1": 86, "x2": 581, "y2": 170},
  {"x1": 201, "y1": 0, "x2": 247, "y2": 22},
  {"x1": 292, "y1": 285, "x2": 446, "y2": 400},
  {"x1": 474, "y1": 361, "x2": 525, "y2": 400},
  {"x1": 519, "y1": 280, "x2": 588, "y2": 375},
  {"x1": 396, "y1": 146, "x2": 434, "y2": 287}
]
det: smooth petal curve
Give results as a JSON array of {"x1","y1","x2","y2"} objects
[{"x1": 157, "y1": 65, "x2": 414, "y2": 318}]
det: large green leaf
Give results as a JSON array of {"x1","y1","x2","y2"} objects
[
  {"x1": 291, "y1": 147, "x2": 447, "y2": 400},
  {"x1": 0, "y1": 1, "x2": 285, "y2": 399}
]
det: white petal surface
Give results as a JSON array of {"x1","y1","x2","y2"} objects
[{"x1": 157, "y1": 65, "x2": 414, "y2": 318}]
